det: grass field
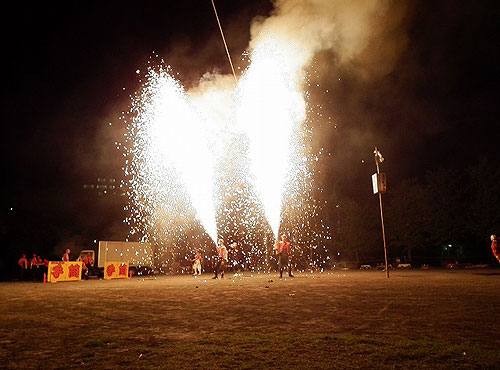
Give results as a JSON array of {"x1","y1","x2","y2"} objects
[{"x1": 1, "y1": 269, "x2": 499, "y2": 369}]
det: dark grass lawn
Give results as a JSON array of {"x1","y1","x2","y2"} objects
[{"x1": 1, "y1": 269, "x2": 499, "y2": 369}]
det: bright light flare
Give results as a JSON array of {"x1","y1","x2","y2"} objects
[
  {"x1": 124, "y1": 35, "x2": 330, "y2": 270},
  {"x1": 131, "y1": 67, "x2": 218, "y2": 242},
  {"x1": 236, "y1": 36, "x2": 306, "y2": 238}
]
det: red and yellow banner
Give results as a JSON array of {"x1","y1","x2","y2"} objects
[
  {"x1": 104, "y1": 262, "x2": 129, "y2": 279},
  {"x1": 47, "y1": 261, "x2": 83, "y2": 283}
]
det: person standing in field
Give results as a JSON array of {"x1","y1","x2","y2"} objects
[
  {"x1": 213, "y1": 239, "x2": 228, "y2": 279},
  {"x1": 18, "y1": 254, "x2": 28, "y2": 281},
  {"x1": 30, "y1": 254, "x2": 38, "y2": 267},
  {"x1": 79, "y1": 255, "x2": 89, "y2": 280},
  {"x1": 192, "y1": 249, "x2": 203, "y2": 276},
  {"x1": 277, "y1": 234, "x2": 294, "y2": 278},
  {"x1": 491, "y1": 235, "x2": 500, "y2": 264},
  {"x1": 62, "y1": 248, "x2": 71, "y2": 262},
  {"x1": 85, "y1": 255, "x2": 94, "y2": 276},
  {"x1": 31, "y1": 254, "x2": 41, "y2": 281}
]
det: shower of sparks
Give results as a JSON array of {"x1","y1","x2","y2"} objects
[
  {"x1": 125, "y1": 66, "x2": 218, "y2": 244},
  {"x1": 236, "y1": 36, "x2": 306, "y2": 239},
  {"x1": 123, "y1": 38, "x2": 332, "y2": 271}
]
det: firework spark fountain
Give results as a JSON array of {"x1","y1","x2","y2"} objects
[
  {"x1": 127, "y1": 66, "x2": 218, "y2": 243},
  {"x1": 236, "y1": 36, "x2": 306, "y2": 239},
  {"x1": 125, "y1": 40, "x2": 328, "y2": 270},
  {"x1": 120, "y1": 0, "x2": 413, "y2": 270}
]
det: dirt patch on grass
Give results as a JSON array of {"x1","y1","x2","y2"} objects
[{"x1": 1, "y1": 270, "x2": 499, "y2": 369}]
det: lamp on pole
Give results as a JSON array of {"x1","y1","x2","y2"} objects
[{"x1": 373, "y1": 147, "x2": 389, "y2": 278}]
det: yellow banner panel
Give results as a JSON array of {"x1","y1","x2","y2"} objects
[
  {"x1": 104, "y1": 262, "x2": 129, "y2": 279},
  {"x1": 47, "y1": 262, "x2": 83, "y2": 283}
]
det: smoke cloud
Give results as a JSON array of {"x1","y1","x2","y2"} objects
[{"x1": 249, "y1": 0, "x2": 411, "y2": 80}]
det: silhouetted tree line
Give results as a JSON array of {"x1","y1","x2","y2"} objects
[
  {"x1": 2, "y1": 160, "x2": 498, "y2": 280},
  {"x1": 332, "y1": 159, "x2": 499, "y2": 266}
]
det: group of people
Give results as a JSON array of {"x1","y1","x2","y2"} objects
[
  {"x1": 17, "y1": 234, "x2": 497, "y2": 282},
  {"x1": 17, "y1": 253, "x2": 49, "y2": 281},
  {"x1": 17, "y1": 248, "x2": 95, "y2": 281},
  {"x1": 201, "y1": 234, "x2": 500, "y2": 278},
  {"x1": 192, "y1": 234, "x2": 295, "y2": 279}
]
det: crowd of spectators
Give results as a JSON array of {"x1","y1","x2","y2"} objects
[{"x1": 17, "y1": 248, "x2": 95, "y2": 281}]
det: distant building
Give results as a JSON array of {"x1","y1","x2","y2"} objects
[{"x1": 83, "y1": 177, "x2": 126, "y2": 197}]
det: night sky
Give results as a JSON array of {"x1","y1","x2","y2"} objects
[{"x1": 2, "y1": 1, "x2": 499, "y2": 260}]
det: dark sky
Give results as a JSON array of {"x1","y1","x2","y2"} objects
[
  {"x1": 2, "y1": 0, "x2": 499, "y2": 248},
  {"x1": 4, "y1": 1, "x2": 272, "y2": 198}
]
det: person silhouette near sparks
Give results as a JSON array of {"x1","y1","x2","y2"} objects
[
  {"x1": 192, "y1": 249, "x2": 202, "y2": 276},
  {"x1": 213, "y1": 239, "x2": 228, "y2": 279},
  {"x1": 277, "y1": 234, "x2": 294, "y2": 278}
]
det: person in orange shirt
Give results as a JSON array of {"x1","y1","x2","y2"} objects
[
  {"x1": 85, "y1": 256, "x2": 94, "y2": 277},
  {"x1": 30, "y1": 254, "x2": 38, "y2": 267},
  {"x1": 79, "y1": 256, "x2": 89, "y2": 280},
  {"x1": 31, "y1": 254, "x2": 42, "y2": 281},
  {"x1": 86, "y1": 255, "x2": 94, "y2": 266},
  {"x1": 213, "y1": 239, "x2": 228, "y2": 279},
  {"x1": 192, "y1": 249, "x2": 203, "y2": 276},
  {"x1": 277, "y1": 234, "x2": 294, "y2": 278},
  {"x1": 491, "y1": 235, "x2": 500, "y2": 264},
  {"x1": 62, "y1": 248, "x2": 71, "y2": 262},
  {"x1": 17, "y1": 254, "x2": 28, "y2": 281}
]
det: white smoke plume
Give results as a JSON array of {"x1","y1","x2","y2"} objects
[{"x1": 249, "y1": 0, "x2": 411, "y2": 80}]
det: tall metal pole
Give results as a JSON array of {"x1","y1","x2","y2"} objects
[{"x1": 374, "y1": 147, "x2": 389, "y2": 278}]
